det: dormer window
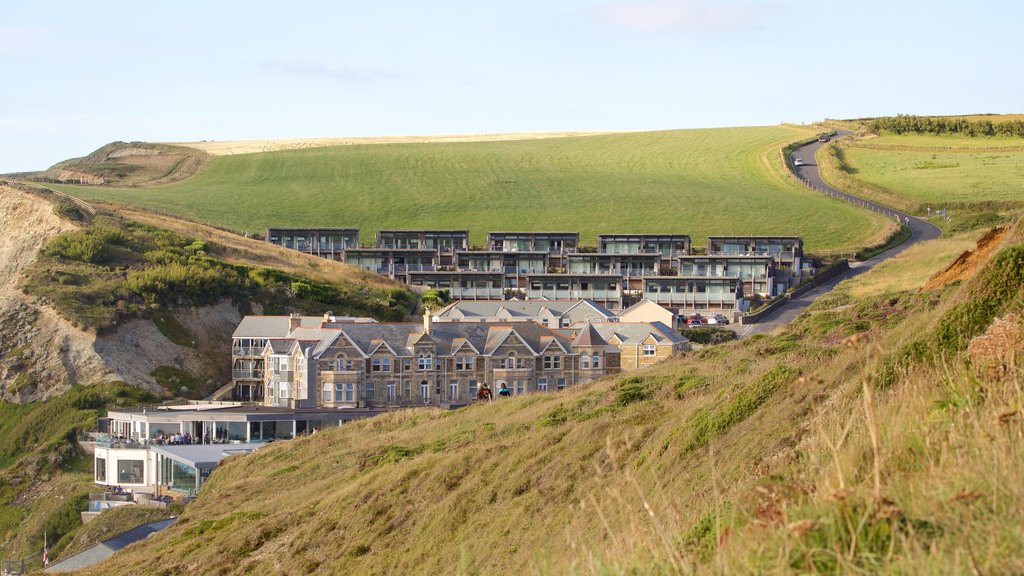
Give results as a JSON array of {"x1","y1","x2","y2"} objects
[{"x1": 417, "y1": 353, "x2": 433, "y2": 371}]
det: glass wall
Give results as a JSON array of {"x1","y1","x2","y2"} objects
[{"x1": 95, "y1": 457, "x2": 106, "y2": 482}]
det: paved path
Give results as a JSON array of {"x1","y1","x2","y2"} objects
[{"x1": 735, "y1": 131, "x2": 943, "y2": 338}]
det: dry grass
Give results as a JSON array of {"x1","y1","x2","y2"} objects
[
  {"x1": 172, "y1": 131, "x2": 619, "y2": 156},
  {"x1": 96, "y1": 201, "x2": 400, "y2": 291}
]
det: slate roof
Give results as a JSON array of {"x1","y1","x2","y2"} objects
[
  {"x1": 573, "y1": 323, "x2": 609, "y2": 347},
  {"x1": 433, "y1": 299, "x2": 616, "y2": 320},
  {"x1": 233, "y1": 315, "x2": 375, "y2": 338},
  {"x1": 294, "y1": 321, "x2": 574, "y2": 359},
  {"x1": 588, "y1": 321, "x2": 689, "y2": 346}
]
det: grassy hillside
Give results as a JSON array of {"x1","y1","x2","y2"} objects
[
  {"x1": 53, "y1": 127, "x2": 891, "y2": 252},
  {"x1": 79, "y1": 221, "x2": 1024, "y2": 574},
  {"x1": 0, "y1": 383, "x2": 155, "y2": 564}
]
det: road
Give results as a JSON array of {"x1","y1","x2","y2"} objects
[{"x1": 735, "y1": 131, "x2": 943, "y2": 338}]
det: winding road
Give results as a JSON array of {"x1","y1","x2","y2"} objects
[{"x1": 735, "y1": 131, "x2": 943, "y2": 337}]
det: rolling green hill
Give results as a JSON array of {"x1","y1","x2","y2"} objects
[
  {"x1": 816, "y1": 120, "x2": 1024, "y2": 234},
  {"x1": 77, "y1": 221, "x2": 1024, "y2": 575},
  {"x1": 54, "y1": 127, "x2": 892, "y2": 252}
]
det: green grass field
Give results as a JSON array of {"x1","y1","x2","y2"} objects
[
  {"x1": 865, "y1": 133, "x2": 1024, "y2": 149},
  {"x1": 55, "y1": 127, "x2": 889, "y2": 252},
  {"x1": 840, "y1": 134, "x2": 1024, "y2": 207}
]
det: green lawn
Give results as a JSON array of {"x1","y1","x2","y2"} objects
[
  {"x1": 55, "y1": 127, "x2": 888, "y2": 252},
  {"x1": 842, "y1": 136, "x2": 1024, "y2": 207}
]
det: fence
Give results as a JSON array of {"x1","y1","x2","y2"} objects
[{"x1": 4, "y1": 180, "x2": 97, "y2": 220}]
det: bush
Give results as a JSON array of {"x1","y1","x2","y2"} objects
[
  {"x1": 682, "y1": 327, "x2": 738, "y2": 345},
  {"x1": 616, "y1": 377, "x2": 653, "y2": 406}
]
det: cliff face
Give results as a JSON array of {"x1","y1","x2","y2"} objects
[{"x1": 0, "y1": 186, "x2": 236, "y2": 402}]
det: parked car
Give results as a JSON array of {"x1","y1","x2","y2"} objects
[
  {"x1": 707, "y1": 313, "x2": 730, "y2": 325},
  {"x1": 685, "y1": 314, "x2": 705, "y2": 327}
]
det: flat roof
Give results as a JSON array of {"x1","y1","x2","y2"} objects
[
  {"x1": 151, "y1": 443, "x2": 265, "y2": 468},
  {"x1": 487, "y1": 231, "x2": 580, "y2": 237},
  {"x1": 108, "y1": 405, "x2": 389, "y2": 420},
  {"x1": 266, "y1": 227, "x2": 359, "y2": 233}
]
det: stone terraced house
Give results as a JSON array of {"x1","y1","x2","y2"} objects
[{"x1": 259, "y1": 315, "x2": 621, "y2": 409}]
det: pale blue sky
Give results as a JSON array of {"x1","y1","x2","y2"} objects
[{"x1": 1, "y1": 0, "x2": 1020, "y2": 172}]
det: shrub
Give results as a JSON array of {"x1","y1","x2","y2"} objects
[{"x1": 616, "y1": 377, "x2": 653, "y2": 406}]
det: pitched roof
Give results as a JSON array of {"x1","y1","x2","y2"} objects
[
  {"x1": 233, "y1": 315, "x2": 375, "y2": 339},
  {"x1": 573, "y1": 323, "x2": 609, "y2": 347},
  {"x1": 433, "y1": 299, "x2": 616, "y2": 321},
  {"x1": 589, "y1": 321, "x2": 688, "y2": 346}
]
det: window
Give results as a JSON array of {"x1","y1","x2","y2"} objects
[
  {"x1": 543, "y1": 355, "x2": 561, "y2": 370},
  {"x1": 455, "y1": 355, "x2": 474, "y2": 371},
  {"x1": 561, "y1": 318, "x2": 571, "y2": 328},
  {"x1": 345, "y1": 383, "x2": 355, "y2": 402},
  {"x1": 335, "y1": 383, "x2": 344, "y2": 401},
  {"x1": 643, "y1": 344, "x2": 657, "y2": 356},
  {"x1": 334, "y1": 355, "x2": 351, "y2": 371},
  {"x1": 420, "y1": 382, "x2": 430, "y2": 403},
  {"x1": 537, "y1": 378, "x2": 548, "y2": 392},
  {"x1": 96, "y1": 458, "x2": 107, "y2": 483},
  {"x1": 387, "y1": 382, "x2": 396, "y2": 403},
  {"x1": 581, "y1": 354, "x2": 590, "y2": 369},
  {"x1": 280, "y1": 381, "x2": 290, "y2": 399},
  {"x1": 557, "y1": 378, "x2": 566, "y2": 390},
  {"x1": 118, "y1": 460, "x2": 144, "y2": 484},
  {"x1": 515, "y1": 380, "x2": 525, "y2": 395},
  {"x1": 469, "y1": 380, "x2": 478, "y2": 398},
  {"x1": 592, "y1": 354, "x2": 600, "y2": 369},
  {"x1": 449, "y1": 380, "x2": 459, "y2": 401},
  {"x1": 418, "y1": 353, "x2": 433, "y2": 371},
  {"x1": 323, "y1": 383, "x2": 332, "y2": 402},
  {"x1": 365, "y1": 381, "x2": 375, "y2": 403},
  {"x1": 382, "y1": 357, "x2": 391, "y2": 372}
]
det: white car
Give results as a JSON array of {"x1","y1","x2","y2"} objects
[
  {"x1": 793, "y1": 158, "x2": 804, "y2": 166},
  {"x1": 707, "y1": 314, "x2": 730, "y2": 325}
]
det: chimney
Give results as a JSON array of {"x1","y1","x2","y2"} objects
[
  {"x1": 289, "y1": 313, "x2": 301, "y2": 331},
  {"x1": 423, "y1": 311, "x2": 432, "y2": 335}
]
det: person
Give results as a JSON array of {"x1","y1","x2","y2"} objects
[
  {"x1": 477, "y1": 384, "x2": 492, "y2": 402},
  {"x1": 498, "y1": 384, "x2": 511, "y2": 398}
]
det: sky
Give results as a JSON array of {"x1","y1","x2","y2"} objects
[{"x1": 1, "y1": 0, "x2": 1021, "y2": 172}]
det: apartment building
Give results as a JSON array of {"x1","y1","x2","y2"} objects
[
  {"x1": 264, "y1": 227, "x2": 806, "y2": 313},
  {"x1": 265, "y1": 228, "x2": 359, "y2": 260}
]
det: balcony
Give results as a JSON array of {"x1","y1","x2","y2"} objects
[
  {"x1": 232, "y1": 347, "x2": 263, "y2": 357},
  {"x1": 94, "y1": 434, "x2": 145, "y2": 449},
  {"x1": 232, "y1": 369, "x2": 265, "y2": 380}
]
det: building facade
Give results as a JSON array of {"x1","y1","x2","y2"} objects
[{"x1": 263, "y1": 227, "x2": 808, "y2": 314}]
